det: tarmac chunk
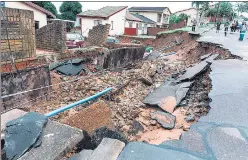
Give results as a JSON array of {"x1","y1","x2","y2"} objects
[
  {"x1": 19, "y1": 120, "x2": 84, "y2": 160},
  {"x1": 144, "y1": 81, "x2": 193, "y2": 113},
  {"x1": 177, "y1": 61, "x2": 210, "y2": 82},
  {"x1": 88, "y1": 138, "x2": 125, "y2": 160},
  {"x1": 4, "y1": 112, "x2": 48, "y2": 160},
  {"x1": 150, "y1": 111, "x2": 176, "y2": 129}
]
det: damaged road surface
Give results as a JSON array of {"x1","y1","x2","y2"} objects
[
  {"x1": 144, "y1": 81, "x2": 193, "y2": 113},
  {"x1": 119, "y1": 29, "x2": 248, "y2": 159},
  {"x1": 4, "y1": 112, "x2": 48, "y2": 160}
]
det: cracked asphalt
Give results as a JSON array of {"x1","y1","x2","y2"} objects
[{"x1": 118, "y1": 28, "x2": 248, "y2": 160}]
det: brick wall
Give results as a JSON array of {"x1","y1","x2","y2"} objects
[
  {"x1": 35, "y1": 21, "x2": 67, "y2": 53},
  {"x1": 118, "y1": 36, "x2": 154, "y2": 46},
  {"x1": 147, "y1": 27, "x2": 169, "y2": 36},
  {"x1": 147, "y1": 20, "x2": 186, "y2": 36},
  {"x1": 1, "y1": 65, "x2": 51, "y2": 111},
  {"x1": 101, "y1": 46, "x2": 145, "y2": 69},
  {"x1": 1, "y1": 7, "x2": 36, "y2": 61},
  {"x1": 169, "y1": 20, "x2": 186, "y2": 30},
  {"x1": 86, "y1": 24, "x2": 110, "y2": 46}
]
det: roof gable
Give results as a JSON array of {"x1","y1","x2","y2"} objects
[
  {"x1": 131, "y1": 13, "x2": 155, "y2": 24},
  {"x1": 23, "y1": 2, "x2": 56, "y2": 18},
  {"x1": 174, "y1": 8, "x2": 197, "y2": 14},
  {"x1": 126, "y1": 12, "x2": 142, "y2": 22},
  {"x1": 129, "y1": 7, "x2": 170, "y2": 13},
  {"x1": 77, "y1": 6, "x2": 128, "y2": 19}
]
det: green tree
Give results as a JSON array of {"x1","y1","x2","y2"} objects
[
  {"x1": 205, "y1": 8, "x2": 217, "y2": 17},
  {"x1": 192, "y1": 1, "x2": 210, "y2": 25},
  {"x1": 218, "y1": 2, "x2": 234, "y2": 18},
  {"x1": 169, "y1": 13, "x2": 189, "y2": 24},
  {"x1": 32, "y1": 1, "x2": 57, "y2": 17},
  {"x1": 59, "y1": 2, "x2": 82, "y2": 31}
]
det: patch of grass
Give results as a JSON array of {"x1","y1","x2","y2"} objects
[{"x1": 157, "y1": 26, "x2": 192, "y2": 35}]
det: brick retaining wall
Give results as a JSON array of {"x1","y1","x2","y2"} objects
[{"x1": 35, "y1": 21, "x2": 67, "y2": 53}]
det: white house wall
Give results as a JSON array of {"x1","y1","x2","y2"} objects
[
  {"x1": 108, "y1": 9, "x2": 126, "y2": 36},
  {"x1": 175, "y1": 9, "x2": 197, "y2": 26},
  {"x1": 80, "y1": 18, "x2": 108, "y2": 37},
  {"x1": 5, "y1": 2, "x2": 48, "y2": 28},
  {"x1": 80, "y1": 9, "x2": 126, "y2": 37}
]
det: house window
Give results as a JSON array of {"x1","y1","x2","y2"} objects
[
  {"x1": 144, "y1": 24, "x2": 147, "y2": 29},
  {"x1": 94, "y1": 20, "x2": 102, "y2": 26},
  {"x1": 138, "y1": 23, "x2": 142, "y2": 30},
  {"x1": 129, "y1": 22, "x2": 133, "y2": 28},
  {"x1": 79, "y1": 18, "x2": 82, "y2": 26},
  {"x1": 157, "y1": 14, "x2": 162, "y2": 23},
  {"x1": 35, "y1": 21, "x2": 39, "y2": 30},
  {"x1": 163, "y1": 14, "x2": 168, "y2": 23},
  {"x1": 111, "y1": 21, "x2": 113, "y2": 30}
]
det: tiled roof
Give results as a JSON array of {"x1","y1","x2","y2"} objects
[
  {"x1": 131, "y1": 13, "x2": 155, "y2": 24},
  {"x1": 129, "y1": 7, "x2": 170, "y2": 13},
  {"x1": 77, "y1": 6, "x2": 128, "y2": 18},
  {"x1": 126, "y1": 12, "x2": 142, "y2": 22},
  {"x1": 23, "y1": 2, "x2": 56, "y2": 18}
]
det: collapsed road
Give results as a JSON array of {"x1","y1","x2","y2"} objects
[{"x1": 2, "y1": 26, "x2": 248, "y2": 160}]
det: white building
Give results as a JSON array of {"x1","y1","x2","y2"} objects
[
  {"x1": 174, "y1": 8, "x2": 197, "y2": 26},
  {"x1": 128, "y1": 7, "x2": 171, "y2": 28},
  {"x1": 4, "y1": 2, "x2": 56, "y2": 29},
  {"x1": 77, "y1": 6, "x2": 128, "y2": 37},
  {"x1": 125, "y1": 12, "x2": 156, "y2": 35}
]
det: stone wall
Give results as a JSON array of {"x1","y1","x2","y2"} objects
[
  {"x1": 86, "y1": 24, "x2": 110, "y2": 47},
  {"x1": 35, "y1": 21, "x2": 67, "y2": 53},
  {"x1": 99, "y1": 46, "x2": 145, "y2": 69},
  {"x1": 1, "y1": 65, "x2": 51, "y2": 111},
  {"x1": 1, "y1": 7, "x2": 36, "y2": 61}
]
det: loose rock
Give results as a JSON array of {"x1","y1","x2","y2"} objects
[{"x1": 150, "y1": 111, "x2": 176, "y2": 129}]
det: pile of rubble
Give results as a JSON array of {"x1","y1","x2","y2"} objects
[{"x1": 28, "y1": 32, "x2": 237, "y2": 146}]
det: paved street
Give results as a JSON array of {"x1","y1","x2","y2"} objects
[{"x1": 118, "y1": 28, "x2": 248, "y2": 160}]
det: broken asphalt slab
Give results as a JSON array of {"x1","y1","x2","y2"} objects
[
  {"x1": 69, "y1": 150, "x2": 93, "y2": 160},
  {"x1": 18, "y1": 120, "x2": 84, "y2": 160},
  {"x1": 200, "y1": 53, "x2": 211, "y2": 61},
  {"x1": 1, "y1": 109, "x2": 27, "y2": 139},
  {"x1": 176, "y1": 54, "x2": 219, "y2": 82},
  {"x1": 143, "y1": 81, "x2": 193, "y2": 113},
  {"x1": 117, "y1": 142, "x2": 203, "y2": 160},
  {"x1": 158, "y1": 121, "x2": 248, "y2": 160},
  {"x1": 4, "y1": 112, "x2": 48, "y2": 160},
  {"x1": 69, "y1": 138, "x2": 125, "y2": 160},
  {"x1": 150, "y1": 111, "x2": 175, "y2": 129},
  {"x1": 176, "y1": 61, "x2": 210, "y2": 82}
]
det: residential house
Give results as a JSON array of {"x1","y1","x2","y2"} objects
[
  {"x1": 125, "y1": 12, "x2": 156, "y2": 35},
  {"x1": 174, "y1": 8, "x2": 197, "y2": 26},
  {"x1": 77, "y1": 6, "x2": 128, "y2": 37},
  {"x1": 128, "y1": 7, "x2": 171, "y2": 28},
  {"x1": 3, "y1": 2, "x2": 56, "y2": 29}
]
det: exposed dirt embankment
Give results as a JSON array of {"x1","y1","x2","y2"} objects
[{"x1": 27, "y1": 31, "x2": 241, "y2": 147}]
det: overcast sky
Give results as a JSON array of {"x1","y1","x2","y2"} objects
[
  {"x1": 52, "y1": 2, "x2": 193, "y2": 13},
  {"x1": 52, "y1": 2, "x2": 248, "y2": 17}
]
